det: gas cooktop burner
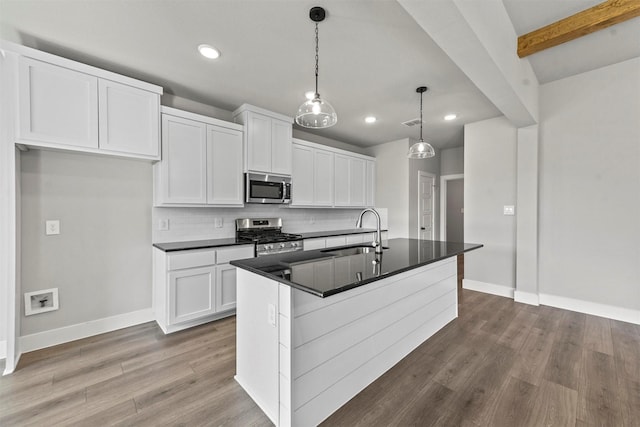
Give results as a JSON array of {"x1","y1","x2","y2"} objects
[
  {"x1": 236, "y1": 217, "x2": 304, "y2": 257},
  {"x1": 237, "y1": 231, "x2": 303, "y2": 244}
]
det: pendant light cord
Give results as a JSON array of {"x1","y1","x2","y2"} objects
[
  {"x1": 314, "y1": 22, "x2": 319, "y2": 96},
  {"x1": 419, "y1": 90, "x2": 424, "y2": 142}
]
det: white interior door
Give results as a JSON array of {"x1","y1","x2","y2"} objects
[{"x1": 419, "y1": 172, "x2": 435, "y2": 240}]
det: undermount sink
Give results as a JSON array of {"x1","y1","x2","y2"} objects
[{"x1": 322, "y1": 245, "x2": 389, "y2": 257}]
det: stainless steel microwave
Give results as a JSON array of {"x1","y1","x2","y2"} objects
[{"x1": 245, "y1": 173, "x2": 292, "y2": 204}]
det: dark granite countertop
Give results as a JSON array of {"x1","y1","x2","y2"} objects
[
  {"x1": 153, "y1": 228, "x2": 387, "y2": 252},
  {"x1": 153, "y1": 238, "x2": 252, "y2": 252},
  {"x1": 231, "y1": 238, "x2": 483, "y2": 297},
  {"x1": 299, "y1": 228, "x2": 386, "y2": 239}
]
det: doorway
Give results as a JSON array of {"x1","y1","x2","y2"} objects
[
  {"x1": 418, "y1": 172, "x2": 435, "y2": 240},
  {"x1": 440, "y1": 174, "x2": 464, "y2": 241}
]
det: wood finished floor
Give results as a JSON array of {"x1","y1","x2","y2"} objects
[{"x1": 1, "y1": 290, "x2": 639, "y2": 426}]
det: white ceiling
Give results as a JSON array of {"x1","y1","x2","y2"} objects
[{"x1": 1, "y1": 0, "x2": 638, "y2": 149}]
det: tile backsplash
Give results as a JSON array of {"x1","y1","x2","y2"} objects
[{"x1": 152, "y1": 206, "x2": 388, "y2": 243}]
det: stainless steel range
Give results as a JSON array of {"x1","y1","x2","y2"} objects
[{"x1": 236, "y1": 218, "x2": 303, "y2": 257}]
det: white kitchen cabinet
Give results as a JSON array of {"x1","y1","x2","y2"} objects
[
  {"x1": 98, "y1": 79, "x2": 160, "y2": 157},
  {"x1": 292, "y1": 144, "x2": 314, "y2": 205},
  {"x1": 158, "y1": 114, "x2": 208, "y2": 204},
  {"x1": 291, "y1": 140, "x2": 334, "y2": 207},
  {"x1": 303, "y1": 238, "x2": 326, "y2": 250},
  {"x1": 16, "y1": 50, "x2": 162, "y2": 160},
  {"x1": 334, "y1": 154, "x2": 366, "y2": 207},
  {"x1": 18, "y1": 57, "x2": 99, "y2": 149},
  {"x1": 153, "y1": 244, "x2": 254, "y2": 333},
  {"x1": 206, "y1": 124, "x2": 243, "y2": 205},
  {"x1": 233, "y1": 104, "x2": 293, "y2": 175},
  {"x1": 325, "y1": 236, "x2": 347, "y2": 248},
  {"x1": 168, "y1": 266, "x2": 216, "y2": 325},
  {"x1": 216, "y1": 263, "x2": 238, "y2": 312},
  {"x1": 366, "y1": 160, "x2": 376, "y2": 207},
  {"x1": 154, "y1": 107, "x2": 244, "y2": 207}
]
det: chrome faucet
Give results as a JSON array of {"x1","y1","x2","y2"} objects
[{"x1": 356, "y1": 208, "x2": 383, "y2": 254}]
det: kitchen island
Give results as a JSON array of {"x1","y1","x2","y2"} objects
[{"x1": 231, "y1": 238, "x2": 482, "y2": 426}]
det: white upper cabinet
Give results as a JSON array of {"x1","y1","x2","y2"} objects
[
  {"x1": 292, "y1": 138, "x2": 374, "y2": 209},
  {"x1": 291, "y1": 141, "x2": 334, "y2": 207},
  {"x1": 13, "y1": 45, "x2": 162, "y2": 160},
  {"x1": 334, "y1": 154, "x2": 366, "y2": 207},
  {"x1": 206, "y1": 124, "x2": 243, "y2": 205},
  {"x1": 155, "y1": 107, "x2": 244, "y2": 207},
  {"x1": 233, "y1": 104, "x2": 293, "y2": 176},
  {"x1": 158, "y1": 114, "x2": 208, "y2": 205},
  {"x1": 98, "y1": 79, "x2": 160, "y2": 157},
  {"x1": 18, "y1": 57, "x2": 99, "y2": 149}
]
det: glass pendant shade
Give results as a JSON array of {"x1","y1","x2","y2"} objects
[
  {"x1": 296, "y1": 95, "x2": 337, "y2": 128},
  {"x1": 408, "y1": 139, "x2": 436, "y2": 159}
]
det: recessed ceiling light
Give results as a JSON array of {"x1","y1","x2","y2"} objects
[
  {"x1": 365, "y1": 116, "x2": 377, "y2": 124},
  {"x1": 198, "y1": 44, "x2": 220, "y2": 59},
  {"x1": 305, "y1": 91, "x2": 315, "y2": 100},
  {"x1": 444, "y1": 113, "x2": 457, "y2": 121}
]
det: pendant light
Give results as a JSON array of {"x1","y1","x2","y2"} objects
[
  {"x1": 407, "y1": 86, "x2": 435, "y2": 159},
  {"x1": 295, "y1": 6, "x2": 337, "y2": 129}
]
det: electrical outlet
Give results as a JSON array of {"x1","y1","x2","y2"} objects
[
  {"x1": 267, "y1": 303, "x2": 277, "y2": 326},
  {"x1": 214, "y1": 218, "x2": 223, "y2": 228},
  {"x1": 158, "y1": 219, "x2": 169, "y2": 231},
  {"x1": 309, "y1": 216, "x2": 315, "y2": 224},
  {"x1": 45, "y1": 220, "x2": 60, "y2": 235},
  {"x1": 503, "y1": 205, "x2": 515, "y2": 216}
]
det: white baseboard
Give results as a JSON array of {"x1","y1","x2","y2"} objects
[
  {"x1": 539, "y1": 293, "x2": 640, "y2": 325},
  {"x1": 463, "y1": 279, "x2": 514, "y2": 298},
  {"x1": 0, "y1": 340, "x2": 6, "y2": 360},
  {"x1": 19, "y1": 308, "x2": 154, "y2": 353},
  {"x1": 514, "y1": 290, "x2": 540, "y2": 306}
]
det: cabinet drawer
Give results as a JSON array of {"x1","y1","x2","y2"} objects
[
  {"x1": 168, "y1": 249, "x2": 216, "y2": 271},
  {"x1": 217, "y1": 245, "x2": 254, "y2": 264}
]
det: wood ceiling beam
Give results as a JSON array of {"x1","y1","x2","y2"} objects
[{"x1": 517, "y1": 0, "x2": 640, "y2": 58}]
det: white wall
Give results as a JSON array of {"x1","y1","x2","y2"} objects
[
  {"x1": 440, "y1": 146, "x2": 464, "y2": 176},
  {"x1": 20, "y1": 150, "x2": 153, "y2": 335},
  {"x1": 538, "y1": 57, "x2": 640, "y2": 313},
  {"x1": 464, "y1": 116, "x2": 517, "y2": 290},
  {"x1": 371, "y1": 139, "x2": 410, "y2": 238}
]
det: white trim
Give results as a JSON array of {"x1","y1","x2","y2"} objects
[
  {"x1": 463, "y1": 279, "x2": 514, "y2": 298},
  {"x1": 439, "y1": 174, "x2": 464, "y2": 240},
  {"x1": 418, "y1": 171, "x2": 436, "y2": 240},
  {"x1": 19, "y1": 308, "x2": 154, "y2": 353},
  {"x1": 514, "y1": 290, "x2": 539, "y2": 306},
  {"x1": 539, "y1": 293, "x2": 640, "y2": 325}
]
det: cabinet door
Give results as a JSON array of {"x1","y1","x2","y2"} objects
[
  {"x1": 292, "y1": 144, "x2": 314, "y2": 206},
  {"x1": 271, "y1": 119, "x2": 292, "y2": 175},
  {"x1": 216, "y1": 263, "x2": 238, "y2": 312},
  {"x1": 366, "y1": 160, "x2": 376, "y2": 207},
  {"x1": 346, "y1": 234, "x2": 365, "y2": 245},
  {"x1": 207, "y1": 125, "x2": 243, "y2": 205},
  {"x1": 18, "y1": 57, "x2": 98, "y2": 148},
  {"x1": 325, "y1": 236, "x2": 347, "y2": 248},
  {"x1": 314, "y1": 149, "x2": 334, "y2": 206},
  {"x1": 98, "y1": 79, "x2": 160, "y2": 158},
  {"x1": 349, "y1": 157, "x2": 366, "y2": 207},
  {"x1": 168, "y1": 266, "x2": 216, "y2": 325},
  {"x1": 159, "y1": 115, "x2": 207, "y2": 204},
  {"x1": 246, "y1": 113, "x2": 272, "y2": 173},
  {"x1": 334, "y1": 154, "x2": 350, "y2": 206},
  {"x1": 303, "y1": 238, "x2": 326, "y2": 250}
]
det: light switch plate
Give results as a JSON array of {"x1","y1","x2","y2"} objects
[
  {"x1": 158, "y1": 219, "x2": 169, "y2": 231},
  {"x1": 214, "y1": 218, "x2": 223, "y2": 228},
  {"x1": 45, "y1": 220, "x2": 60, "y2": 235},
  {"x1": 503, "y1": 205, "x2": 515, "y2": 216}
]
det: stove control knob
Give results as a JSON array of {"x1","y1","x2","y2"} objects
[
  {"x1": 280, "y1": 243, "x2": 286, "y2": 248},
  {"x1": 291, "y1": 242, "x2": 299, "y2": 247},
  {"x1": 265, "y1": 244, "x2": 273, "y2": 250}
]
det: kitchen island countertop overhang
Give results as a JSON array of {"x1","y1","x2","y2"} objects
[{"x1": 230, "y1": 238, "x2": 483, "y2": 297}]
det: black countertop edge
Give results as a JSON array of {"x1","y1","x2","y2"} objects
[
  {"x1": 153, "y1": 238, "x2": 252, "y2": 252},
  {"x1": 152, "y1": 228, "x2": 387, "y2": 252},
  {"x1": 298, "y1": 228, "x2": 387, "y2": 240},
  {"x1": 231, "y1": 239, "x2": 483, "y2": 298}
]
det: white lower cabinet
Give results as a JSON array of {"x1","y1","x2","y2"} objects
[
  {"x1": 169, "y1": 266, "x2": 216, "y2": 325},
  {"x1": 153, "y1": 244, "x2": 254, "y2": 333},
  {"x1": 303, "y1": 233, "x2": 377, "y2": 251}
]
